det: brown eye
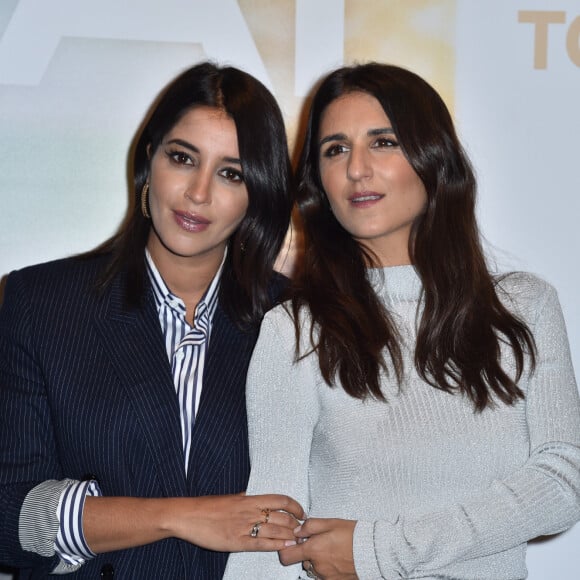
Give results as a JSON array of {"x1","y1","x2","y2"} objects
[
  {"x1": 220, "y1": 167, "x2": 244, "y2": 183},
  {"x1": 322, "y1": 144, "x2": 348, "y2": 158},
  {"x1": 166, "y1": 150, "x2": 193, "y2": 165},
  {"x1": 373, "y1": 137, "x2": 398, "y2": 148}
]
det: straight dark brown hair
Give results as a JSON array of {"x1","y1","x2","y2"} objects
[
  {"x1": 293, "y1": 62, "x2": 535, "y2": 411},
  {"x1": 90, "y1": 62, "x2": 293, "y2": 328}
]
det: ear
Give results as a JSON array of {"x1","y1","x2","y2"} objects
[{"x1": 146, "y1": 143, "x2": 152, "y2": 159}]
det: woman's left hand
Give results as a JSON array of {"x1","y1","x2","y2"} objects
[{"x1": 278, "y1": 518, "x2": 357, "y2": 580}]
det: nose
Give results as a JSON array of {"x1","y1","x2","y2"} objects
[
  {"x1": 346, "y1": 146, "x2": 372, "y2": 181},
  {"x1": 185, "y1": 169, "x2": 212, "y2": 204}
]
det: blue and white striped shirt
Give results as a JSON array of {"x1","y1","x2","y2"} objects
[
  {"x1": 146, "y1": 248, "x2": 222, "y2": 469},
  {"x1": 53, "y1": 250, "x2": 224, "y2": 567},
  {"x1": 54, "y1": 480, "x2": 101, "y2": 566}
]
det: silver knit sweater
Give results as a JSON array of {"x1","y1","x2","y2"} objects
[{"x1": 224, "y1": 266, "x2": 580, "y2": 579}]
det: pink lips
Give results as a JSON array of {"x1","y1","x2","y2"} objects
[
  {"x1": 173, "y1": 210, "x2": 210, "y2": 233},
  {"x1": 348, "y1": 191, "x2": 384, "y2": 208}
]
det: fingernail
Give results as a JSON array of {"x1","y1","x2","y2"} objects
[
  {"x1": 284, "y1": 540, "x2": 296, "y2": 547},
  {"x1": 294, "y1": 525, "x2": 302, "y2": 534}
]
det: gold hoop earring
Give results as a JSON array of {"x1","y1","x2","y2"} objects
[{"x1": 141, "y1": 182, "x2": 150, "y2": 219}]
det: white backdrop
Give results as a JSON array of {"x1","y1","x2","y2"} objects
[{"x1": 0, "y1": 1, "x2": 578, "y2": 578}]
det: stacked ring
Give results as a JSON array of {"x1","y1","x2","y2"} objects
[{"x1": 250, "y1": 507, "x2": 272, "y2": 538}]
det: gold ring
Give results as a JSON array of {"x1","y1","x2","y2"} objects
[{"x1": 261, "y1": 508, "x2": 271, "y2": 524}]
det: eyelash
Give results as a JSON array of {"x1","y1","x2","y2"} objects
[
  {"x1": 322, "y1": 137, "x2": 399, "y2": 158},
  {"x1": 165, "y1": 150, "x2": 244, "y2": 183},
  {"x1": 166, "y1": 149, "x2": 193, "y2": 165},
  {"x1": 322, "y1": 144, "x2": 347, "y2": 158},
  {"x1": 373, "y1": 137, "x2": 399, "y2": 148},
  {"x1": 219, "y1": 168, "x2": 244, "y2": 183}
]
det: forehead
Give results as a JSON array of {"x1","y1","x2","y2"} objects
[
  {"x1": 166, "y1": 106, "x2": 239, "y2": 144},
  {"x1": 320, "y1": 91, "x2": 390, "y2": 133}
]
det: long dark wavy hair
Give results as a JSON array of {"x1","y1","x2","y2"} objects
[
  {"x1": 293, "y1": 62, "x2": 536, "y2": 411},
  {"x1": 93, "y1": 62, "x2": 293, "y2": 328}
]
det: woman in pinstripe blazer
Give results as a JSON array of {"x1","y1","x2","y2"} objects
[{"x1": 0, "y1": 62, "x2": 303, "y2": 579}]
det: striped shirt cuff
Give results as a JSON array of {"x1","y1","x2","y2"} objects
[
  {"x1": 20, "y1": 479, "x2": 75, "y2": 557},
  {"x1": 55, "y1": 479, "x2": 102, "y2": 566}
]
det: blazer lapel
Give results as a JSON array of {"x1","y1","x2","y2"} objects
[
  {"x1": 94, "y1": 273, "x2": 187, "y2": 498},
  {"x1": 186, "y1": 304, "x2": 257, "y2": 493}
]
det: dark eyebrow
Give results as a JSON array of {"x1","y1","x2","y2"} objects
[
  {"x1": 166, "y1": 138, "x2": 242, "y2": 165},
  {"x1": 319, "y1": 127, "x2": 395, "y2": 148},
  {"x1": 319, "y1": 133, "x2": 346, "y2": 148},
  {"x1": 166, "y1": 138, "x2": 199, "y2": 153},
  {"x1": 222, "y1": 156, "x2": 242, "y2": 165},
  {"x1": 368, "y1": 127, "x2": 395, "y2": 137}
]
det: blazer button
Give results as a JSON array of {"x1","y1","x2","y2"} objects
[{"x1": 100, "y1": 563, "x2": 114, "y2": 579}]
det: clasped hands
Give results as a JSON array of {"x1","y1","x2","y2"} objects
[
  {"x1": 238, "y1": 497, "x2": 357, "y2": 580},
  {"x1": 183, "y1": 494, "x2": 356, "y2": 578},
  {"x1": 279, "y1": 517, "x2": 358, "y2": 580}
]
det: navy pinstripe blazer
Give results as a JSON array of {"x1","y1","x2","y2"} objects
[{"x1": 0, "y1": 253, "x2": 264, "y2": 579}]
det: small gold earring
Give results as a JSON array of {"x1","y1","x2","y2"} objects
[{"x1": 141, "y1": 182, "x2": 150, "y2": 218}]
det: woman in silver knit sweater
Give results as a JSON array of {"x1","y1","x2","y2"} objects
[{"x1": 224, "y1": 63, "x2": 580, "y2": 579}]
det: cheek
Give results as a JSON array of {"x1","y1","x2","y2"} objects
[
  {"x1": 397, "y1": 166, "x2": 427, "y2": 213},
  {"x1": 224, "y1": 192, "x2": 250, "y2": 224},
  {"x1": 235, "y1": 202, "x2": 249, "y2": 225},
  {"x1": 148, "y1": 170, "x2": 172, "y2": 205},
  {"x1": 147, "y1": 182, "x2": 168, "y2": 218},
  {"x1": 410, "y1": 182, "x2": 428, "y2": 215}
]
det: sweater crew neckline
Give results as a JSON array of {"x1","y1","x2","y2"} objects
[{"x1": 367, "y1": 265, "x2": 422, "y2": 301}]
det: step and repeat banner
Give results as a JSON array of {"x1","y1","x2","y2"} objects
[{"x1": 0, "y1": 1, "x2": 578, "y2": 578}]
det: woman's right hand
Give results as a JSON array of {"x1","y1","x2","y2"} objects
[
  {"x1": 168, "y1": 493, "x2": 305, "y2": 552},
  {"x1": 84, "y1": 493, "x2": 304, "y2": 554}
]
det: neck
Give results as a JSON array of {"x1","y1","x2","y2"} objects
[
  {"x1": 356, "y1": 231, "x2": 412, "y2": 267},
  {"x1": 147, "y1": 235, "x2": 224, "y2": 318}
]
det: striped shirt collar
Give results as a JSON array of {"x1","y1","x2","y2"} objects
[{"x1": 144, "y1": 247, "x2": 225, "y2": 328}]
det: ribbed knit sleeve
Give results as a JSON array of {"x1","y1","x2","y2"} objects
[{"x1": 353, "y1": 276, "x2": 580, "y2": 578}]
